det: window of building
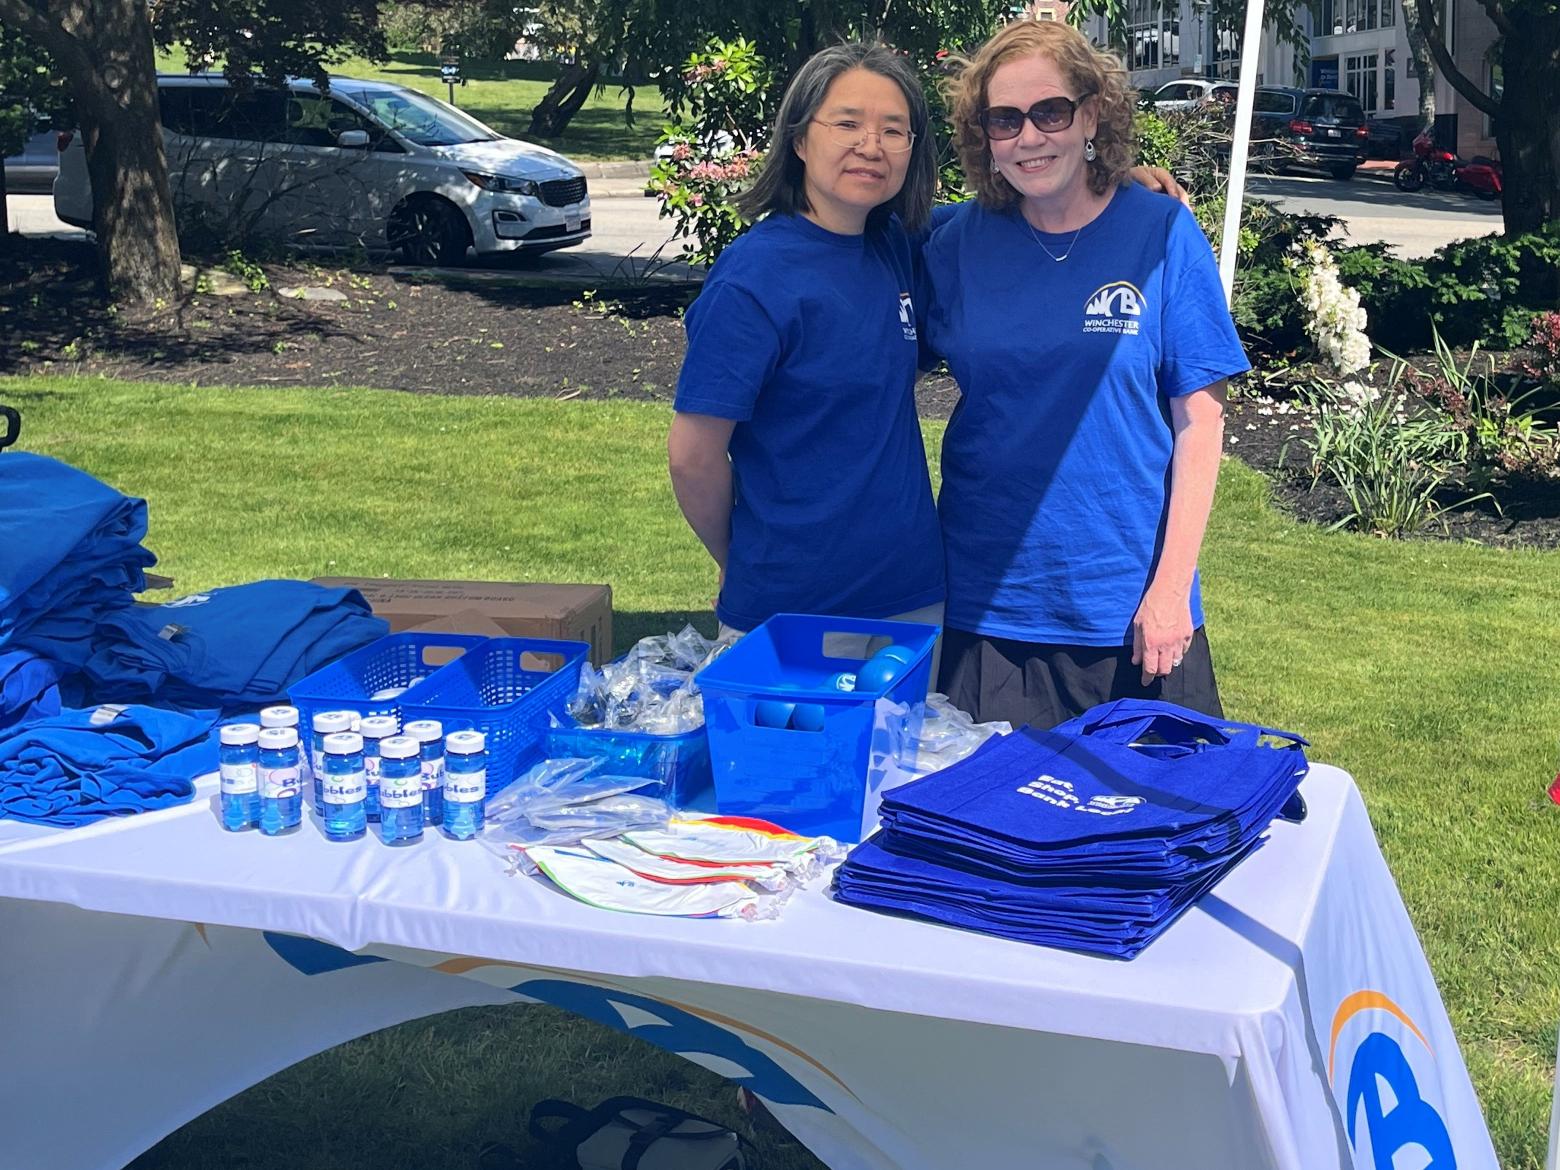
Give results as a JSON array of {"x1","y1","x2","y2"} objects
[
  {"x1": 1344, "y1": 52, "x2": 1379, "y2": 112},
  {"x1": 1485, "y1": 58, "x2": 1502, "y2": 137},
  {"x1": 1383, "y1": 48, "x2": 1396, "y2": 109},
  {"x1": 1127, "y1": 0, "x2": 1179, "y2": 70},
  {"x1": 1214, "y1": 21, "x2": 1240, "y2": 78},
  {"x1": 1380, "y1": 0, "x2": 1395, "y2": 27},
  {"x1": 1036, "y1": 6, "x2": 1057, "y2": 17}
]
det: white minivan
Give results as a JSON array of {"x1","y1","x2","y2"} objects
[{"x1": 55, "y1": 74, "x2": 591, "y2": 264}]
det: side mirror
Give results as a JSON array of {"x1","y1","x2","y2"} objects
[{"x1": 336, "y1": 130, "x2": 371, "y2": 148}]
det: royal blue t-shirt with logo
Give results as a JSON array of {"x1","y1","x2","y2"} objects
[
  {"x1": 922, "y1": 183, "x2": 1249, "y2": 645},
  {"x1": 675, "y1": 213, "x2": 944, "y2": 631}
]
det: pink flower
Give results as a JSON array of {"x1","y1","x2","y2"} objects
[
  {"x1": 671, "y1": 143, "x2": 691, "y2": 161},
  {"x1": 690, "y1": 193, "x2": 705, "y2": 206}
]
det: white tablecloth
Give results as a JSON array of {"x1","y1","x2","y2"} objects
[{"x1": 0, "y1": 763, "x2": 1497, "y2": 1170}]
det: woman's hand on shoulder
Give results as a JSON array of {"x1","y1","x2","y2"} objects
[{"x1": 1125, "y1": 166, "x2": 1191, "y2": 209}]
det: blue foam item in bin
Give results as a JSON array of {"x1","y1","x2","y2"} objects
[
  {"x1": 545, "y1": 717, "x2": 712, "y2": 809},
  {"x1": 694, "y1": 613, "x2": 940, "y2": 842},
  {"x1": 874, "y1": 644, "x2": 917, "y2": 665},
  {"x1": 790, "y1": 703, "x2": 826, "y2": 732},
  {"x1": 401, "y1": 637, "x2": 588, "y2": 798},
  {"x1": 287, "y1": 632, "x2": 487, "y2": 741},
  {"x1": 754, "y1": 699, "x2": 797, "y2": 728},
  {"x1": 854, "y1": 652, "x2": 908, "y2": 693}
]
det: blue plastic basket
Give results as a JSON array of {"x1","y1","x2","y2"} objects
[
  {"x1": 287, "y1": 631, "x2": 488, "y2": 739},
  {"x1": 545, "y1": 718, "x2": 712, "y2": 809},
  {"x1": 401, "y1": 637, "x2": 589, "y2": 797},
  {"x1": 693, "y1": 614, "x2": 939, "y2": 841}
]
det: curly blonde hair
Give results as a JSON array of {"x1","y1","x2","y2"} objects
[{"x1": 947, "y1": 20, "x2": 1136, "y2": 208}]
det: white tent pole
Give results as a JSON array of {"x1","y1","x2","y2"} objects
[
  {"x1": 1546, "y1": 1022, "x2": 1559, "y2": 1170},
  {"x1": 1218, "y1": 0, "x2": 1267, "y2": 306}
]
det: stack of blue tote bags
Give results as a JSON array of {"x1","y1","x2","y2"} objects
[{"x1": 833, "y1": 700, "x2": 1309, "y2": 959}]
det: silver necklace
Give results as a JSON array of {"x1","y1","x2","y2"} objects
[{"x1": 1025, "y1": 217, "x2": 1083, "y2": 262}]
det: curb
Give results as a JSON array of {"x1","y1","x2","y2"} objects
[
  {"x1": 387, "y1": 263, "x2": 704, "y2": 291},
  {"x1": 579, "y1": 159, "x2": 653, "y2": 179}
]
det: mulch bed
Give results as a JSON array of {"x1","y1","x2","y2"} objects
[{"x1": 4, "y1": 235, "x2": 1558, "y2": 549}]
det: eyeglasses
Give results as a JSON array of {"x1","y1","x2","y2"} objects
[
  {"x1": 810, "y1": 119, "x2": 916, "y2": 153},
  {"x1": 976, "y1": 94, "x2": 1094, "y2": 140}
]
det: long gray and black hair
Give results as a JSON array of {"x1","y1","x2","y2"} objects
[{"x1": 737, "y1": 42, "x2": 936, "y2": 234}]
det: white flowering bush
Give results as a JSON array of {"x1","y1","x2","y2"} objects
[{"x1": 1291, "y1": 239, "x2": 1371, "y2": 375}]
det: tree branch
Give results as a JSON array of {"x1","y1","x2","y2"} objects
[
  {"x1": 1413, "y1": 0, "x2": 1499, "y2": 118},
  {"x1": 0, "y1": 0, "x2": 94, "y2": 82}
]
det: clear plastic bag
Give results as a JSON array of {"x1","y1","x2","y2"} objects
[
  {"x1": 484, "y1": 758, "x2": 673, "y2": 867},
  {"x1": 888, "y1": 693, "x2": 1012, "y2": 778},
  {"x1": 565, "y1": 625, "x2": 720, "y2": 734}
]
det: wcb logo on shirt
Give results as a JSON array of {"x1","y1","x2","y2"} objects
[
  {"x1": 1329, "y1": 990, "x2": 1456, "y2": 1170},
  {"x1": 1083, "y1": 280, "x2": 1144, "y2": 337},
  {"x1": 897, "y1": 291, "x2": 917, "y2": 341}
]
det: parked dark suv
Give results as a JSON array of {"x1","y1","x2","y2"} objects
[{"x1": 1249, "y1": 86, "x2": 1368, "y2": 180}]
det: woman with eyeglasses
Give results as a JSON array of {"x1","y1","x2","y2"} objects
[
  {"x1": 668, "y1": 41, "x2": 1182, "y2": 646},
  {"x1": 922, "y1": 20, "x2": 1249, "y2": 728}
]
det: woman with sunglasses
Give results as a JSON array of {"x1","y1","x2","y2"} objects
[
  {"x1": 668, "y1": 41, "x2": 1182, "y2": 646},
  {"x1": 922, "y1": 20, "x2": 1250, "y2": 727}
]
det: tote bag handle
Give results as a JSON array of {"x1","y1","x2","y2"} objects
[{"x1": 1053, "y1": 699, "x2": 1307, "y2": 754}]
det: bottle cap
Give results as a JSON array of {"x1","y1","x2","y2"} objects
[
  {"x1": 220, "y1": 722, "x2": 260, "y2": 746},
  {"x1": 312, "y1": 710, "x2": 354, "y2": 734},
  {"x1": 359, "y1": 715, "x2": 399, "y2": 739},
  {"x1": 404, "y1": 719, "x2": 444, "y2": 743},
  {"x1": 259, "y1": 705, "x2": 299, "y2": 728},
  {"x1": 380, "y1": 735, "x2": 419, "y2": 760},
  {"x1": 446, "y1": 730, "x2": 486, "y2": 754},
  {"x1": 323, "y1": 732, "x2": 364, "y2": 755},
  {"x1": 258, "y1": 727, "x2": 299, "y2": 750}
]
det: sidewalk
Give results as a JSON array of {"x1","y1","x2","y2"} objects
[{"x1": 579, "y1": 159, "x2": 655, "y2": 198}]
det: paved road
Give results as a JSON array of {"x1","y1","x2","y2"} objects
[
  {"x1": 1242, "y1": 170, "x2": 1501, "y2": 258},
  {"x1": 6, "y1": 172, "x2": 1501, "y2": 274}
]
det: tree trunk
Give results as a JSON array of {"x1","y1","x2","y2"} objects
[
  {"x1": 79, "y1": 0, "x2": 181, "y2": 305},
  {"x1": 1494, "y1": 16, "x2": 1560, "y2": 236},
  {"x1": 0, "y1": 0, "x2": 182, "y2": 305},
  {"x1": 526, "y1": 60, "x2": 602, "y2": 139},
  {"x1": 1399, "y1": 0, "x2": 1436, "y2": 135}
]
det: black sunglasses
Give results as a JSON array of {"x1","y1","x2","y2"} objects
[{"x1": 976, "y1": 94, "x2": 1094, "y2": 140}]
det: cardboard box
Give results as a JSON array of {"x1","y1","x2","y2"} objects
[{"x1": 312, "y1": 578, "x2": 613, "y2": 663}]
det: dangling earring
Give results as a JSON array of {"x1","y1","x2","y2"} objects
[
  {"x1": 990, "y1": 155, "x2": 1000, "y2": 174},
  {"x1": 1084, "y1": 139, "x2": 1097, "y2": 162}
]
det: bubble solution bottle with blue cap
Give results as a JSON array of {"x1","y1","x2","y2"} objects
[
  {"x1": 218, "y1": 722, "x2": 261, "y2": 831},
  {"x1": 404, "y1": 719, "x2": 446, "y2": 827},
  {"x1": 359, "y1": 715, "x2": 399, "y2": 824},
  {"x1": 442, "y1": 730, "x2": 487, "y2": 840},
  {"x1": 377, "y1": 736, "x2": 424, "y2": 846},
  {"x1": 310, "y1": 710, "x2": 353, "y2": 810},
  {"x1": 257, "y1": 726, "x2": 304, "y2": 836},
  {"x1": 319, "y1": 731, "x2": 368, "y2": 841}
]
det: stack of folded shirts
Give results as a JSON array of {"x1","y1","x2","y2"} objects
[
  {"x1": 0, "y1": 453, "x2": 156, "y2": 670},
  {"x1": 0, "y1": 703, "x2": 218, "y2": 826},
  {"x1": 833, "y1": 700, "x2": 1309, "y2": 959},
  {"x1": 78, "y1": 580, "x2": 388, "y2": 712}
]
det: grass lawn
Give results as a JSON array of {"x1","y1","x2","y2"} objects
[
  {"x1": 154, "y1": 49, "x2": 664, "y2": 162},
  {"x1": 5, "y1": 373, "x2": 1559, "y2": 1169}
]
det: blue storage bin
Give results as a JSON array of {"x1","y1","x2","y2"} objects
[
  {"x1": 401, "y1": 637, "x2": 588, "y2": 797},
  {"x1": 545, "y1": 717, "x2": 712, "y2": 809},
  {"x1": 287, "y1": 631, "x2": 488, "y2": 739},
  {"x1": 693, "y1": 614, "x2": 939, "y2": 841}
]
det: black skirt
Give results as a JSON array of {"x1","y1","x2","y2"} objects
[{"x1": 937, "y1": 626, "x2": 1223, "y2": 730}]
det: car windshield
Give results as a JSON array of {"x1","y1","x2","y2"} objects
[{"x1": 339, "y1": 86, "x2": 499, "y2": 146}]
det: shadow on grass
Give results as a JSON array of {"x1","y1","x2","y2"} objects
[{"x1": 614, "y1": 609, "x2": 718, "y2": 655}]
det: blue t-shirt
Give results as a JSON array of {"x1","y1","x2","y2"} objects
[
  {"x1": 923, "y1": 183, "x2": 1249, "y2": 645},
  {"x1": 675, "y1": 213, "x2": 944, "y2": 631}
]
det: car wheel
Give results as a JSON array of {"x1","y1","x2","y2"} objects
[
  {"x1": 388, "y1": 197, "x2": 471, "y2": 267},
  {"x1": 1329, "y1": 164, "x2": 1358, "y2": 181}
]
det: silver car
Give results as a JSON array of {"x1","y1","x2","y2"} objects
[
  {"x1": 4, "y1": 129, "x2": 59, "y2": 194},
  {"x1": 54, "y1": 74, "x2": 591, "y2": 264}
]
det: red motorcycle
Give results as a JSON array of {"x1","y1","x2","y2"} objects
[{"x1": 1393, "y1": 130, "x2": 1503, "y2": 200}]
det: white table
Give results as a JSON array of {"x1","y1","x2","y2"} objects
[{"x1": 0, "y1": 764, "x2": 1497, "y2": 1170}]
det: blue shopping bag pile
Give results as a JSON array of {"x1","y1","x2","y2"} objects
[{"x1": 832, "y1": 700, "x2": 1309, "y2": 958}]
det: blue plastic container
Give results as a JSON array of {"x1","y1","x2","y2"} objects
[
  {"x1": 401, "y1": 637, "x2": 589, "y2": 798},
  {"x1": 287, "y1": 632, "x2": 487, "y2": 749},
  {"x1": 545, "y1": 718, "x2": 712, "y2": 809},
  {"x1": 693, "y1": 614, "x2": 939, "y2": 842}
]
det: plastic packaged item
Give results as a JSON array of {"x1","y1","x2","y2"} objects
[
  {"x1": 403, "y1": 718, "x2": 446, "y2": 826},
  {"x1": 888, "y1": 693, "x2": 1012, "y2": 778},
  {"x1": 257, "y1": 726, "x2": 304, "y2": 836},
  {"x1": 378, "y1": 734, "x2": 424, "y2": 846},
  {"x1": 319, "y1": 731, "x2": 367, "y2": 842},
  {"x1": 359, "y1": 714, "x2": 398, "y2": 823},
  {"x1": 583, "y1": 837, "x2": 791, "y2": 887},
  {"x1": 566, "y1": 625, "x2": 719, "y2": 734},
  {"x1": 519, "y1": 844, "x2": 788, "y2": 920},
  {"x1": 621, "y1": 814, "x2": 841, "y2": 874},
  {"x1": 484, "y1": 758, "x2": 673, "y2": 856},
  {"x1": 218, "y1": 722, "x2": 261, "y2": 831},
  {"x1": 443, "y1": 729, "x2": 486, "y2": 841}
]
